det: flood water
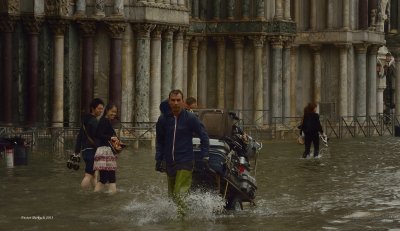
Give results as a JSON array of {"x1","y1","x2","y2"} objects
[{"x1": 1, "y1": 136, "x2": 400, "y2": 231}]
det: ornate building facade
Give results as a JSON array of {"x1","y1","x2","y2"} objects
[{"x1": 0, "y1": 0, "x2": 394, "y2": 127}]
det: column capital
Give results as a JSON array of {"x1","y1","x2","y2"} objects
[
  {"x1": 190, "y1": 37, "x2": 199, "y2": 49},
  {"x1": 0, "y1": 14, "x2": 18, "y2": 33},
  {"x1": 354, "y1": 43, "x2": 369, "y2": 54},
  {"x1": 22, "y1": 14, "x2": 44, "y2": 35},
  {"x1": 174, "y1": 29, "x2": 184, "y2": 40},
  {"x1": 368, "y1": 44, "x2": 380, "y2": 55},
  {"x1": 105, "y1": 21, "x2": 127, "y2": 38},
  {"x1": 310, "y1": 44, "x2": 322, "y2": 53},
  {"x1": 161, "y1": 26, "x2": 177, "y2": 39},
  {"x1": 184, "y1": 35, "x2": 191, "y2": 50},
  {"x1": 230, "y1": 36, "x2": 244, "y2": 48},
  {"x1": 77, "y1": 19, "x2": 97, "y2": 36},
  {"x1": 212, "y1": 36, "x2": 225, "y2": 45},
  {"x1": 185, "y1": 34, "x2": 192, "y2": 42},
  {"x1": 48, "y1": 18, "x2": 69, "y2": 36},
  {"x1": 335, "y1": 43, "x2": 352, "y2": 50},
  {"x1": 151, "y1": 25, "x2": 163, "y2": 38},
  {"x1": 269, "y1": 35, "x2": 285, "y2": 48},
  {"x1": 291, "y1": 44, "x2": 299, "y2": 54},
  {"x1": 133, "y1": 23, "x2": 156, "y2": 38},
  {"x1": 249, "y1": 35, "x2": 266, "y2": 48},
  {"x1": 283, "y1": 37, "x2": 294, "y2": 49}
]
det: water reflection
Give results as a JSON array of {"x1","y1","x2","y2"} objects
[{"x1": 1, "y1": 136, "x2": 400, "y2": 230}]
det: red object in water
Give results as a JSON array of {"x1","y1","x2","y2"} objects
[{"x1": 239, "y1": 165, "x2": 245, "y2": 174}]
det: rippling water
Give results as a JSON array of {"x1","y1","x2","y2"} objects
[{"x1": 1, "y1": 136, "x2": 400, "y2": 230}]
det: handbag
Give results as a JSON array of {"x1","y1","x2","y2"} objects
[
  {"x1": 108, "y1": 139, "x2": 125, "y2": 154},
  {"x1": 297, "y1": 135, "x2": 304, "y2": 145},
  {"x1": 297, "y1": 131, "x2": 305, "y2": 145}
]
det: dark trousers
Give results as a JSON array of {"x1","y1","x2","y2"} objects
[
  {"x1": 82, "y1": 149, "x2": 96, "y2": 175},
  {"x1": 99, "y1": 170, "x2": 116, "y2": 184},
  {"x1": 303, "y1": 132, "x2": 320, "y2": 157}
]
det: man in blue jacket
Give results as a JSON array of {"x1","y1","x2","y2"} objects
[{"x1": 155, "y1": 89, "x2": 209, "y2": 213}]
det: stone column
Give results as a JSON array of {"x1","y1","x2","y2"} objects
[
  {"x1": 75, "y1": 0, "x2": 86, "y2": 16},
  {"x1": 113, "y1": 0, "x2": 124, "y2": 16},
  {"x1": 337, "y1": 44, "x2": 350, "y2": 117},
  {"x1": 377, "y1": 77, "x2": 386, "y2": 115},
  {"x1": 283, "y1": 40, "x2": 292, "y2": 122},
  {"x1": 173, "y1": 29, "x2": 184, "y2": 90},
  {"x1": 290, "y1": 45, "x2": 299, "y2": 117},
  {"x1": 94, "y1": 0, "x2": 106, "y2": 17},
  {"x1": 242, "y1": 0, "x2": 250, "y2": 19},
  {"x1": 171, "y1": 0, "x2": 178, "y2": 6},
  {"x1": 327, "y1": 0, "x2": 333, "y2": 29},
  {"x1": 310, "y1": 0, "x2": 317, "y2": 30},
  {"x1": 22, "y1": 16, "x2": 43, "y2": 126},
  {"x1": 343, "y1": 0, "x2": 350, "y2": 30},
  {"x1": 188, "y1": 38, "x2": 199, "y2": 99},
  {"x1": 0, "y1": 16, "x2": 16, "y2": 125},
  {"x1": 199, "y1": 0, "x2": 207, "y2": 19},
  {"x1": 178, "y1": 0, "x2": 185, "y2": 6},
  {"x1": 183, "y1": 36, "x2": 190, "y2": 98},
  {"x1": 198, "y1": 38, "x2": 207, "y2": 106},
  {"x1": 105, "y1": 21, "x2": 126, "y2": 113},
  {"x1": 310, "y1": 45, "x2": 321, "y2": 109},
  {"x1": 354, "y1": 44, "x2": 369, "y2": 120},
  {"x1": 227, "y1": 0, "x2": 235, "y2": 20},
  {"x1": 134, "y1": 24, "x2": 154, "y2": 123},
  {"x1": 369, "y1": 0, "x2": 378, "y2": 30},
  {"x1": 264, "y1": 43, "x2": 271, "y2": 124},
  {"x1": 213, "y1": 0, "x2": 221, "y2": 20},
  {"x1": 150, "y1": 27, "x2": 162, "y2": 122},
  {"x1": 395, "y1": 52, "x2": 400, "y2": 116},
  {"x1": 214, "y1": 37, "x2": 226, "y2": 109},
  {"x1": 231, "y1": 37, "x2": 244, "y2": 112},
  {"x1": 359, "y1": 0, "x2": 369, "y2": 29},
  {"x1": 274, "y1": 0, "x2": 283, "y2": 19},
  {"x1": 161, "y1": 27, "x2": 174, "y2": 99},
  {"x1": 270, "y1": 36, "x2": 284, "y2": 123},
  {"x1": 390, "y1": 0, "x2": 398, "y2": 33},
  {"x1": 251, "y1": 36, "x2": 266, "y2": 125},
  {"x1": 187, "y1": 0, "x2": 192, "y2": 18},
  {"x1": 192, "y1": 0, "x2": 199, "y2": 20},
  {"x1": 397, "y1": 0, "x2": 400, "y2": 32},
  {"x1": 256, "y1": 0, "x2": 265, "y2": 20},
  {"x1": 367, "y1": 45, "x2": 378, "y2": 117},
  {"x1": 77, "y1": 20, "x2": 96, "y2": 115},
  {"x1": 49, "y1": 19, "x2": 68, "y2": 127},
  {"x1": 284, "y1": 0, "x2": 291, "y2": 20}
]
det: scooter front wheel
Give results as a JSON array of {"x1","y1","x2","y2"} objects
[{"x1": 227, "y1": 197, "x2": 243, "y2": 211}]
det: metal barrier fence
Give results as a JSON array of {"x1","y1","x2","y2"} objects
[
  {"x1": 270, "y1": 114, "x2": 400, "y2": 139},
  {"x1": 1, "y1": 112, "x2": 398, "y2": 150}
]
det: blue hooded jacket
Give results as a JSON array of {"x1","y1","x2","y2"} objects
[{"x1": 155, "y1": 105, "x2": 209, "y2": 165}]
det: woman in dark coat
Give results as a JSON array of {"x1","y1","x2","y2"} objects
[
  {"x1": 93, "y1": 103, "x2": 122, "y2": 193},
  {"x1": 299, "y1": 102, "x2": 323, "y2": 158}
]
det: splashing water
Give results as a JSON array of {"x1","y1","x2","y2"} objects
[{"x1": 122, "y1": 186, "x2": 226, "y2": 225}]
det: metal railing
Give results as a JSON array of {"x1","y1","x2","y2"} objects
[{"x1": 1, "y1": 112, "x2": 399, "y2": 150}]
